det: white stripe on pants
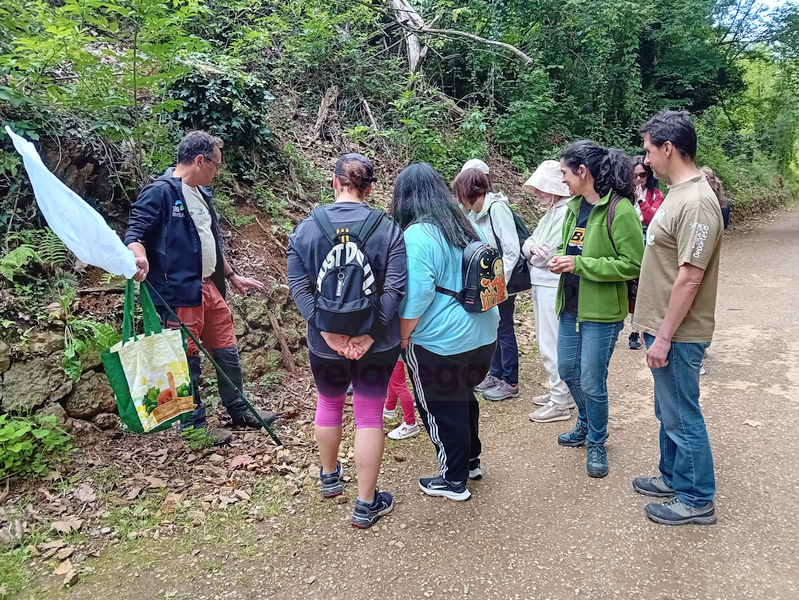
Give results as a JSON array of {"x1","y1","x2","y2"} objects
[{"x1": 531, "y1": 284, "x2": 572, "y2": 408}]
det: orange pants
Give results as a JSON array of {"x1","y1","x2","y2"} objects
[{"x1": 164, "y1": 280, "x2": 237, "y2": 355}]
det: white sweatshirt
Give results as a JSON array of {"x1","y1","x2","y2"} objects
[{"x1": 521, "y1": 196, "x2": 572, "y2": 288}]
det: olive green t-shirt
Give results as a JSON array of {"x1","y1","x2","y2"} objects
[{"x1": 633, "y1": 173, "x2": 723, "y2": 343}]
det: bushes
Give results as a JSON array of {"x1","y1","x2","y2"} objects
[{"x1": 0, "y1": 414, "x2": 71, "y2": 479}]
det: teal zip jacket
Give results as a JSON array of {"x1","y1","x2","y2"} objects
[{"x1": 555, "y1": 192, "x2": 644, "y2": 322}]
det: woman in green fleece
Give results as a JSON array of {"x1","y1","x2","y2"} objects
[{"x1": 548, "y1": 140, "x2": 644, "y2": 478}]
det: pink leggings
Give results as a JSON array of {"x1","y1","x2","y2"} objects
[
  {"x1": 385, "y1": 360, "x2": 416, "y2": 425},
  {"x1": 310, "y1": 348, "x2": 400, "y2": 430}
]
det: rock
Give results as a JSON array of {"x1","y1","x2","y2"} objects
[
  {"x1": 38, "y1": 403, "x2": 73, "y2": 432},
  {"x1": 69, "y1": 420, "x2": 104, "y2": 447},
  {"x1": 241, "y1": 297, "x2": 272, "y2": 329},
  {"x1": 304, "y1": 576, "x2": 316, "y2": 585},
  {"x1": 395, "y1": 541, "x2": 405, "y2": 549},
  {"x1": 265, "y1": 349, "x2": 282, "y2": 368},
  {"x1": 80, "y1": 349, "x2": 103, "y2": 373},
  {"x1": 207, "y1": 453, "x2": 224, "y2": 464},
  {"x1": 282, "y1": 327, "x2": 301, "y2": 350},
  {"x1": 0, "y1": 340, "x2": 10, "y2": 374},
  {"x1": 1, "y1": 356, "x2": 73, "y2": 413},
  {"x1": 237, "y1": 332, "x2": 263, "y2": 353},
  {"x1": 295, "y1": 347, "x2": 310, "y2": 367},
  {"x1": 232, "y1": 310, "x2": 248, "y2": 337},
  {"x1": 100, "y1": 527, "x2": 111, "y2": 535},
  {"x1": 241, "y1": 352, "x2": 268, "y2": 381},
  {"x1": 92, "y1": 413, "x2": 121, "y2": 430},
  {"x1": 26, "y1": 330, "x2": 65, "y2": 354},
  {"x1": 271, "y1": 284, "x2": 290, "y2": 307},
  {"x1": 63, "y1": 569, "x2": 79, "y2": 587},
  {"x1": 57, "y1": 547, "x2": 74, "y2": 560},
  {"x1": 63, "y1": 371, "x2": 115, "y2": 419}
]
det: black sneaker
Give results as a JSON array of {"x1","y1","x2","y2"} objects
[
  {"x1": 468, "y1": 458, "x2": 482, "y2": 480},
  {"x1": 645, "y1": 498, "x2": 716, "y2": 526},
  {"x1": 419, "y1": 476, "x2": 471, "y2": 501},
  {"x1": 629, "y1": 332, "x2": 641, "y2": 349},
  {"x1": 320, "y1": 461, "x2": 344, "y2": 498},
  {"x1": 557, "y1": 423, "x2": 588, "y2": 447},
  {"x1": 350, "y1": 490, "x2": 394, "y2": 528},
  {"x1": 232, "y1": 409, "x2": 277, "y2": 429}
]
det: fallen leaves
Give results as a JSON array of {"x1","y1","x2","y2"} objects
[
  {"x1": 125, "y1": 486, "x2": 143, "y2": 501},
  {"x1": 142, "y1": 476, "x2": 167, "y2": 489},
  {"x1": 74, "y1": 483, "x2": 97, "y2": 503},
  {"x1": 51, "y1": 516, "x2": 84, "y2": 535},
  {"x1": 159, "y1": 492, "x2": 185, "y2": 513},
  {"x1": 229, "y1": 455, "x2": 255, "y2": 470},
  {"x1": 57, "y1": 547, "x2": 74, "y2": 560},
  {"x1": 54, "y1": 559, "x2": 72, "y2": 576},
  {"x1": 0, "y1": 519, "x2": 28, "y2": 548},
  {"x1": 744, "y1": 420, "x2": 762, "y2": 428}
]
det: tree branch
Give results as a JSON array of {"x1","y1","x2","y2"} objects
[{"x1": 418, "y1": 27, "x2": 533, "y2": 64}]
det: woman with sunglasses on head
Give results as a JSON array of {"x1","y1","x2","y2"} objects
[{"x1": 628, "y1": 157, "x2": 664, "y2": 349}]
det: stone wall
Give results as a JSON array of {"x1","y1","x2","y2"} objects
[{"x1": 0, "y1": 284, "x2": 307, "y2": 443}]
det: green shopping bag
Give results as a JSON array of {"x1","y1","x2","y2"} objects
[{"x1": 101, "y1": 280, "x2": 195, "y2": 433}]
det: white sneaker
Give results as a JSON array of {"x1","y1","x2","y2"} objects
[
  {"x1": 383, "y1": 407, "x2": 398, "y2": 419},
  {"x1": 529, "y1": 401, "x2": 572, "y2": 423},
  {"x1": 532, "y1": 393, "x2": 551, "y2": 406},
  {"x1": 388, "y1": 422, "x2": 420, "y2": 440},
  {"x1": 564, "y1": 395, "x2": 576, "y2": 409},
  {"x1": 699, "y1": 361, "x2": 707, "y2": 376}
]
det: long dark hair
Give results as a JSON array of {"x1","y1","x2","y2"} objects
[
  {"x1": 392, "y1": 163, "x2": 480, "y2": 249},
  {"x1": 632, "y1": 156, "x2": 659, "y2": 193},
  {"x1": 561, "y1": 140, "x2": 634, "y2": 201}
]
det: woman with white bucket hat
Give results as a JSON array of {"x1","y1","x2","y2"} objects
[{"x1": 521, "y1": 161, "x2": 576, "y2": 423}]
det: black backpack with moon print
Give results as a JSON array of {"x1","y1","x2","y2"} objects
[{"x1": 435, "y1": 241, "x2": 506, "y2": 313}]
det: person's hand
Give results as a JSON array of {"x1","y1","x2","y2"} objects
[
  {"x1": 344, "y1": 334, "x2": 374, "y2": 360},
  {"x1": 548, "y1": 256, "x2": 575, "y2": 274},
  {"x1": 531, "y1": 244, "x2": 550, "y2": 261},
  {"x1": 228, "y1": 274, "x2": 266, "y2": 295},
  {"x1": 320, "y1": 331, "x2": 350, "y2": 356},
  {"x1": 645, "y1": 336, "x2": 670, "y2": 369},
  {"x1": 635, "y1": 185, "x2": 646, "y2": 202},
  {"x1": 133, "y1": 255, "x2": 149, "y2": 282}
]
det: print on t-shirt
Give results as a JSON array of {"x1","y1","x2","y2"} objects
[{"x1": 562, "y1": 200, "x2": 593, "y2": 314}]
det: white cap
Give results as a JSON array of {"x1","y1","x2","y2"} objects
[
  {"x1": 461, "y1": 159, "x2": 490, "y2": 174},
  {"x1": 523, "y1": 160, "x2": 570, "y2": 197}
]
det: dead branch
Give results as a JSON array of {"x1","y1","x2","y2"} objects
[
  {"x1": 310, "y1": 86, "x2": 339, "y2": 143},
  {"x1": 268, "y1": 312, "x2": 297, "y2": 374},
  {"x1": 419, "y1": 27, "x2": 533, "y2": 64}
]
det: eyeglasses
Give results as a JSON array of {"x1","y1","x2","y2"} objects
[
  {"x1": 203, "y1": 155, "x2": 222, "y2": 170},
  {"x1": 633, "y1": 172, "x2": 648, "y2": 180}
]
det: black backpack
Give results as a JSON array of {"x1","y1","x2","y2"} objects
[
  {"x1": 435, "y1": 240, "x2": 506, "y2": 313},
  {"x1": 310, "y1": 207, "x2": 386, "y2": 336},
  {"x1": 607, "y1": 195, "x2": 638, "y2": 314},
  {"x1": 488, "y1": 203, "x2": 532, "y2": 295}
]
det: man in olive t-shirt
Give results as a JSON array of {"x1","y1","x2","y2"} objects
[{"x1": 631, "y1": 110, "x2": 723, "y2": 526}]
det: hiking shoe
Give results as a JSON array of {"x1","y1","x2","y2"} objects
[
  {"x1": 629, "y1": 332, "x2": 641, "y2": 350},
  {"x1": 387, "y1": 422, "x2": 420, "y2": 440},
  {"x1": 633, "y1": 476, "x2": 675, "y2": 498},
  {"x1": 557, "y1": 423, "x2": 588, "y2": 447},
  {"x1": 700, "y1": 361, "x2": 707, "y2": 376},
  {"x1": 483, "y1": 382, "x2": 520, "y2": 402},
  {"x1": 232, "y1": 409, "x2": 277, "y2": 429},
  {"x1": 419, "y1": 476, "x2": 471, "y2": 501},
  {"x1": 320, "y1": 461, "x2": 344, "y2": 498},
  {"x1": 383, "y1": 407, "x2": 398, "y2": 419},
  {"x1": 586, "y1": 444, "x2": 609, "y2": 478},
  {"x1": 529, "y1": 401, "x2": 572, "y2": 423},
  {"x1": 205, "y1": 427, "x2": 232, "y2": 446},
  {"x1": 468, "y1": 458, "x2": 482, "y2": 480},
  {"x1": 475, "y1": 375, "x2": 501, "y2": 392},
  {"x1": 350, "y1": 489, "x2": 394, "y2": 528},
  {"x1": 645, "y1": 498, "x2": 716, "y2": 526},
  {"x1": 532, "y1": 393, "x2": 551, "y2": 406}
]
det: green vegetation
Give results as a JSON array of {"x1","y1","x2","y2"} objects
[
  {"x1": 179, "y1": 425, "x2": 215, "y2": 451},
  {"x1": 0, "y1": 414, "x2": 71, "y2": 479}
]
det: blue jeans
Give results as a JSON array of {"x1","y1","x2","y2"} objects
[
  {"x1": 557, "y1": 312, "x2": 623, "y2": 445},
  {"x1": 490, "y1": 294, "x2": 519, "y2": 385},
  {"x1": 644, "y1": 334, "x2": 715, "y2": 507}
]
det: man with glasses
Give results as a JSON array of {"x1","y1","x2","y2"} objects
[{"x1": 125, "y1": 131, "x2": 276, "y2": 445}]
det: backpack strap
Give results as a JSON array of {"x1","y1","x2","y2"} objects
[
  {"x1": 434, "y1": 286, "x2": 458, "y2": 298},
  {"x1": 486, "y1": 202, "x2": 504, "y2": 258},
  {"x1": 606, "y1": 195, "x2": 623, "y2": 256},
  {"x1": 354, "y1": 209, "x2": 386, "y2": 244},
  {"x1": 310, "y1": 207, "x2": 338, "y2": 246}
]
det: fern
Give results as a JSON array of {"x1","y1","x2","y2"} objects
[
  {"x1": 62, "y1": 319, "x2": 121, "y2": 380},
  {"x1": 0, "y1": 245, "x2": 42, "y2": 281},
  {"x1": 38, "y1": 228, "x2": 71, "y2": 268}
]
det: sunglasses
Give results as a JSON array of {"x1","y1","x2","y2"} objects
[{"x1": 633, "y1": 172, "x2": 648, "y2": 180}]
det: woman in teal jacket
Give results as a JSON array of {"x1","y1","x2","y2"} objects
[{"x1": 548, "y1": 141, "x2": 644, "y2": 478}]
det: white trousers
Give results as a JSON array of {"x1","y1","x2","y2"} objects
[{"x1": 531, "y1": 284, "x2": 571, "y2": 408}]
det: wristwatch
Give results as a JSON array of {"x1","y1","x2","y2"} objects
[{"x1": 224, "y1": 269, "x2": 237, "y2": 279}]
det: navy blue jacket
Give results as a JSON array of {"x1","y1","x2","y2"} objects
[{"x1": 124, "y1": 168, "x2": 226, "y2": 307}]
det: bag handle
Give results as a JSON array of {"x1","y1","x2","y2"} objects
[
  {"x1": 122, "y1": 279, "x2": 136, "y2": 343},
  {"x1": 138, "y1": 282, "x2": 162, "y2": 336},
  {"x1": 121, "y1": 280, "x2": 164, "y2": 343}
]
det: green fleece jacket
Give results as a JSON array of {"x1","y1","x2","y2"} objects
[{"x1": 555, "y1": 192, "x2": 644, "y2": 322}]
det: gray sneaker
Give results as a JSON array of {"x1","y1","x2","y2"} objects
[
  {"x1": 483, "y1": 382, "x2": 520, "y2": 402},
  {"x1": 645, "y1": 497, "x2": 716, "y2": 526},
  {"x1": 532, "y1": 393, "x2": 551, "y2": 406},
  {"x1": 529, "y1": 401, "x2": 572, "y2": 423},
  {"x1": 475, "y1": 375, "x2": 501, "y2": 392},
  {"x1": 633, "y1": 476, "x2": 675, "y2": 498}
]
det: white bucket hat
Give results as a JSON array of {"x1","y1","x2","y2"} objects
[
  {"x1": 461, "y1": 158, "x2": 490, "y2": 174},
  {"x1": 523, "y1": 160, "x2": 570, "y2": 197}
]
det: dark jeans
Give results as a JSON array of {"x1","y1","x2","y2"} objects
[
  {"x1": 644, "y1": 334, "x2": 715, "y2": 507},
  {"x1": 489, "y1": 295, "x2": 519, "y2": 385},
  {"x1": 404, "y1": 341, "x2": 495, "y2": 485},
  {"x1": 557, "y1": 311, "x2": 623, "y2": 445}
]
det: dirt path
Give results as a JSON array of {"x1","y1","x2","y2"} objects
[{"x1": 39, "y1": 212, "x2": 799, "y2": 600}]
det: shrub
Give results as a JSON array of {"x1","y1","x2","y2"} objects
[{"x1": 0, "y1": 414, "x2": 71, "y2": 479}]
